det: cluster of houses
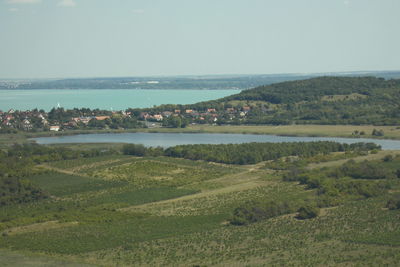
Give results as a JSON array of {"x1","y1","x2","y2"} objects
[
  {"x1": 0, "y1": 109, "x2": 49, "y2": 131},
  {"x1": 139, "y1": 106, "x2": 252, "y2": 124},
  {"x1": 0, "y1": 109, "x2": 116, "y2": 132},
  {"x1": 0, "y1": 105, "x2": 253, "y2": 132},
  {"x1": 67, "y1": 115, "x2": 111, "y2": 128}
]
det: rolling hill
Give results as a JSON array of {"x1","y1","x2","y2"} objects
[{"x1": 191, "y1": 76, "x2": 400, "y2": 125}]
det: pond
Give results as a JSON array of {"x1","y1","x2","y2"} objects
[{"x1": 32, "y1": 132, "x2": 400, "y2": 150}]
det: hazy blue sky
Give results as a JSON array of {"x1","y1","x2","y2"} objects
[{"x1": 0, "y1": 0, "x2": 399, "y2": 78}]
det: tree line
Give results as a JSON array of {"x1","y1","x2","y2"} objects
[
  {"x1": 122, "y1": 142, "x2": 380, "y2": 165},
  {"x1": 163, "y1": 142, "x2": 380, "y2": 165}
]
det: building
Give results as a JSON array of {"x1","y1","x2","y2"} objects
[
  {"x1": 139, "y1": 112, "x2": 151, "y2": 120},
  {"x1": 95, "y1": 116, "x2": 111, "y2": 121},
  {"x1": 49, "y1": 125, "x2": 60, "y2": 131},
  {"x1": 153, "y1": 114, "x2": 163, "y2": 121},
  {"x1": 22, "y1": 119, "x2": 32, "y2": 130},
  {"x1": 162, "y1": 111, "x2": 173, "y2": 118}
]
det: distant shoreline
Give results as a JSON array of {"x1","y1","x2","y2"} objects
[
  {"x1": 0, "y1": 88, "x2": 243, "y2": 90},
  {"x1": 2, "y1": 71, "x2": 399, "y2": 90}
]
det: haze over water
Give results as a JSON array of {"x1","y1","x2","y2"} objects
[{"x1": 0, "y1": 89, "x2": 238, "y2": 111}]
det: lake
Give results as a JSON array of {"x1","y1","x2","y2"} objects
[
  {"x1": 32, "y1": 132, "x2": 400, "y2": 150},
  {"x1": 0, "y1": 89, "x2": 239, "y2": 111}
]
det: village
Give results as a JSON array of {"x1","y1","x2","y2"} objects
[{"x1": 0, "y1": 105, "x2": 253, "y2": 132}]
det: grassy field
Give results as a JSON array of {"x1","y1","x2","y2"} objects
[
  {"x1": 0, "y1": 133, "x2": 30, "y2": 148},
  {"x1": 91, "y1": 124, "x2": 400, "y2": 139},
  {"x1": 180, "y1": 124, "x2": 400, "y2": 139},
  {"x1": 0, "y1": 249, "x2": 94, "y2": 267},
  {"x1": 0, "y1": 150, "x2": 400, "y2": 266}
]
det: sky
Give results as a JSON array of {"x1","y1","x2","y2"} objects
[{"x1": 0, "y1": 0, "x2": 399, "y2": 79}]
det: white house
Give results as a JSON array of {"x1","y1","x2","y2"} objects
[{"x1": 49, "y1": 125, "x2": 60, "y2": 131}]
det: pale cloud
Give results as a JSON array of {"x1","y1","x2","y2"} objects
[
  {"x1": 344, "y1": 0, "x2": 350, "y2": 6},
  {"x1": 58, "y1": 0, "x2": 76, "y2": 7},
  {"x1": 7, "y1": 0, "x2": 41, "y2": 4},
  {"x1": 132, "y1": 9, "x2": 145, "y2": 14},
  {"x1": 9, "y1": 7, "x2": 18, "y2": 11}
]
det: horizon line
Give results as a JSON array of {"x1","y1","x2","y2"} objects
[{"x1": 1, "y1": 69, "x2": 400, "y2": 81}]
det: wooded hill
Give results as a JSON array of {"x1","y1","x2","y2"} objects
[{"x1": 194, "y1": 76, "x2": 400, "y2": 125}]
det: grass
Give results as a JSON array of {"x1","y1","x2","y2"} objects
[
  {"x1": 0, "y1": 133, "x2": 31, "y2": 148},
  {"x1": 83, "y1": 197, "x2": 400, "y2": 266},
  {"x1": 0, "y1": 150, "x2": 399, "y2": 266},
  {"x1": 307, "y1": 150, "x2": 400, "y2": 169},
  {"x1": 88, "y1": 158, "x2": 238, "y2": 189},
  {"x1": 321, "y1": 93, "x2": 368, "y2": 102},
  {"x1": 47, "y1": 154, "x2": 129, "y2": 170},
  {"x1": 180, "y1": 124, "x2": 400, "y2": 140},
  {"x1": 84, "y1": 187, "x2": 198, "y2": 207},
  {"x1": 28, "y1": 171, "x2": 126, "y2": 197},
  {"x1": 71, "y1": 124, "x2": 400, "y2": 140},
  {"x1": 0, "y1": 214, "x2": 224, "y2": 254},
  {"x1": 2, "y1": 221, "x2": 78, "y2": 236},
  {"x1": 0, "y1": 249, "x2": 93, "y2": 267}
]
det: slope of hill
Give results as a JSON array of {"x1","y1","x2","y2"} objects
[
  {"x1": 223, "y1": 76, "x2": 399, "y2": 103},
  {"x1": 194, "y1": 76, "x2": 400, "y2": 125}
]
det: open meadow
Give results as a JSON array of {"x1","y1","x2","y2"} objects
[{"x1": 177, "y1": 124, "x2": 400, "y2": 140}]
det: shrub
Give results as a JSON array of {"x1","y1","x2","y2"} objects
[
  {"x1": 383, "y1": 155, "x2": 394, "y2": 162},
  {"x1": 386, "y1": 194, "x2": 400, "y2": 210},
  {"x1": 296, "y1": 204, "x2": 319, "y2": 220},
  {"x1": 230, "y1": 201, "x2": 294, "y2": 225},
  {"x1": 122, "y1": 144, "x2": 147, "y2": 156},
  {"x1": 372, "y1": 129, "x2": 384, "y2": 136},
  {"x1": 338, "y1": 160, "x2": 392, "y2": 180}
]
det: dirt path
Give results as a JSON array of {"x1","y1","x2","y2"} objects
[
  {"x1": 2, "y1": 221, "x2": 78, "y2": 236},
  {"x1": 40, "y1": 164, "x2": 83, "y2": 176}
]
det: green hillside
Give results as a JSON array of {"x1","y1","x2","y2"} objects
[{"x1": 198, "y1": 76, "x2": 400, "y2": 125}]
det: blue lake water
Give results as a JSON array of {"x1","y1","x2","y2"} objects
[
  {"x1": 0, "y1": 89, "x2": 239, "y2": 111},
  {"x1": 32, "y1": 132, "x2": 400, "y2": 150}
]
